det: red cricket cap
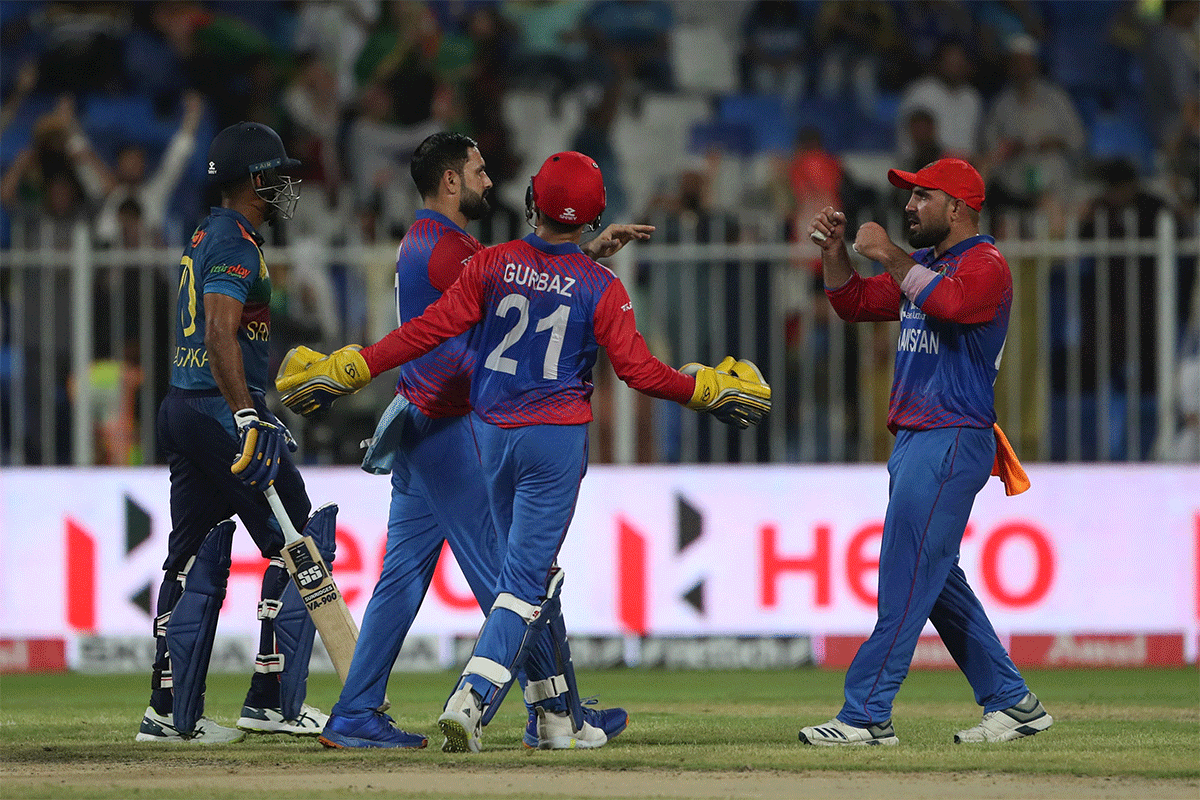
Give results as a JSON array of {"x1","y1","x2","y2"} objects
[
  {"x1": 887, "y1": 157, "x2": 985, "y2": 211},
  {"x1": 531, "y1": 151, "x2": 606, "y2": 226}
]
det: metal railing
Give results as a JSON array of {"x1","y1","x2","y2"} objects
[{"x1": 2, "y1": 209, "x2": 1196, "y2": 466}]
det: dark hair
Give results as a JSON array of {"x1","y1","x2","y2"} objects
[
  {"x1": 410, "y1": 132, "x2": 479, "y2": 198},
  {"x1": 539, "y1": 216, "x2": 582, "y2": 235}
]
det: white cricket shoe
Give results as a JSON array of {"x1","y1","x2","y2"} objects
[
  {"x1": 135, "y1": 706, "x2": 245, "y2": 743},
  {"x1": 799, "y1": 717, "x2": 899, "y2": 746},
  {"x1": 237, "y1": 703, "x2": 329, "y2": 736},
  {"x1": 438, "y1": 686, "x2": 483, "y2": 753},
  {"x1": 955, "y1": 692, "x2": 1053, "y2": 743},
  {"x1": 535, "y1": 707, "x2": 608, "y2": 750}
]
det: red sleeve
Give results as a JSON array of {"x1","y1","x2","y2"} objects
[
  {"x1": 593, "y1": 279, "x2": 695, "y2": 404},
  {"x1": 361, "y1": 252, "x2": 488, "y2": 376},
  {"x1": 427, "y1": 231, "x2": 480, "y2": 293},
  {"x1": 825, "y1": 272, "x2": 903, "y2": 322},
  {"x1": 917, "y1": 247, "x2": 1010, "y2": 324}
]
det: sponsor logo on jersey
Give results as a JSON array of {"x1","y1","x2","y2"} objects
[
  {"x1": 210, "y1": 263, "x2": 251, "y2": 279},
  {"x1": 897, "y1": 327, "x2": 940, "y2": 354}
]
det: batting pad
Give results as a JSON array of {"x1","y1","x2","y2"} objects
[{"x1": 166, "y1": 520, "x2": 235, "y2": 736}]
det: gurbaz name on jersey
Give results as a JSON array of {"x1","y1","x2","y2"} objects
[{"x1": 504, "y1": 261, "x2": 576, "y2": 297}]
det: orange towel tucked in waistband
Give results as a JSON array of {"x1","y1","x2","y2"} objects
[{"x1": 991, "y1": 423, "x2": 1030, "y2": 496}]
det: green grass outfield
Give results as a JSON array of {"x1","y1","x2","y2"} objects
[{"x1": 1, "y1": 667, "x2": 1197, "y2": 798}]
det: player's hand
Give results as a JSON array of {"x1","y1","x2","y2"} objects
[
  {"x1": 808, "y1": 207, "x2": 846, "y2": 250},
  {"x1": 276, "y1": 344, "x2": 371, "y2": 415},
  {"x1": 582, "y1": 223, "x2": 655, "y2": 260},
  {"x1": 852, "y1": 222, "x2": 898, "y2": 263},
  {"x1": 230, "y1": 409, "x2": 291, "y2": 487},
  {"x1": 681, "y1": 356, "x2": 772, "y2": 429}
]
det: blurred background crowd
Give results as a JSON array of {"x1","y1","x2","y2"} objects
[{"x1": 0, "y1": 0, "x2": 1197, "y2": 468}]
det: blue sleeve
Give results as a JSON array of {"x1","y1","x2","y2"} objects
[{"x1": 200, "y1": 236, "x2": 260, "y2": 303}]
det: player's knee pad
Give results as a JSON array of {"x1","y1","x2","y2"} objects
[{"x1": 164, "y1": 519, "x2": 235, "y2": 736}]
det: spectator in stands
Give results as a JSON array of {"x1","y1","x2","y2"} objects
[
  {"x1": 891, "y1": 108, "x2": 948, "y2": 207},
  {"x1": 282, "y1": 52, "x2": 346, "y2": 240},
  {"x1": 1067, "y1": 158, "x2": 1194, "y2": 461},
  {"x1": 814, "y1": 0, "x2": 903, "y2": 117},
  {"x1": 292, "y1": 0, "x2": 377, "y2": 105},
  {"x1": 787, "y1": 126, "x2": 843, "y2": 271},
  {"x1": 981, "y1": 34, "x2": 1085, "y2": 231},
  {"x1": 972, "y1": 0, "x2": 1047, "y2": 97},
  {"x1": 94, "y1": 91, "x2": 205, "y2": 248},
  {"x1": 345, "y1": 81, "x2": 440, "y2": 241},
  {"x1": 581, "y1": 0, "x2": 675, "y2": 93},
  {"x1": 461, "y1": 6, "x2": 521, "y2": 192},
  {"x1": 0, "y1": 60, "x2": 38, "y2": 134},
  {"x1": 571, "y1": 81, "x2": 629, "y2": 225},
  {"x1": 895, "y1": 0, "x2": 974, "y2": 86},
  {"x1": 1, "y1": 96, "x2": 112, "y2": 247},
  {"x1": 740, "y1": 0, "x2": 810, "y2": 105},
  {"x1": 502, "y1": 0, "x2": 589, "y2": 98},
  {"x1": 1143, "y1": 0, "x2": 1199, "y2": 148},
  {"x1": 896, "y1": 39, "x2": 981, "y2": 162},
  {"x1": 1164, "y1": 97, "x2": 1199, "y2": 229},
  {"x1": 355, "y1": 1, "x2": 441, "y2": 129}
]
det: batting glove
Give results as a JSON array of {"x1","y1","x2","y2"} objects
[{"x1": 230, "y1": 408, "x2": 295, "y2": 488}]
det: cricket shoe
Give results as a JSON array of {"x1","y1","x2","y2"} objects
[
  {"x1": 955, "y1": 692, "x2": 1053, "y2": 743},
  {"x1": 237, "y1": 703, "x2": 329, "y2": 736},
  {"x1": 318, "y1": 711, "x2": 428, "y2": 749},
  {"x1": 438, "y1": 686, "x2": 483, "y2": 753},
  {"x1": 799, "y1": 717, "x2": 899, "y2": 746},
  {"x1": 135, "y1": 706, "x2": 245, "y2": 743},
  {"x1": 532, "y1": 707, "x2": 610, "y2": 750},
  {"x1": 523, "y1": 701, "x2": 629, "y2": 749}
]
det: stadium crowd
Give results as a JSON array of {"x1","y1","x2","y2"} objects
[{"x1": 1, "y1": 0, "x2": 1196, "y2": 466}]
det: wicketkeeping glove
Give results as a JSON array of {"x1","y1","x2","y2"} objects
[
  {"x1": 681, "y1": 356, "x2": 772, "y2": 429},
  {"x1": 230, "y1": 408, "x2": 297, "y2": 488},
  {"x1": 275, "y1": 344, "x2": 372, "y2": 415}
]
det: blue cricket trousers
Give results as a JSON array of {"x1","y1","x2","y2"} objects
[
  {"x1": 465, "y1": 420, "x2": 590, "y2": 677},
  {"x1": 838, "y1": 426, "x2": 1028, "y2": 727},
  {"x1": 332, "y1": 409, "x2": 503, "y2": 717}
]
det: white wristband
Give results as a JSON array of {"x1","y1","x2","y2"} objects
[{"x1": 233, "y1": 408, "x2": 259, "y2": 431}]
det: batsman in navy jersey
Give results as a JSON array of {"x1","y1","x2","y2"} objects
[
  {"x1": 317, "y1": 134, "x2": 653, "y2": 751},
  {"x1": 276, "y1": 151, "x2": 770, "y2": 751},
  {"x1": 800, "y1": 158, "x2": 1052, "y2": 746},
  {"x1": 138, "y1": 123, "x2": 333, "y2": 744}
]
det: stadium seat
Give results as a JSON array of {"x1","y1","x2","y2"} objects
[
  {"x1": 1089, "y1": 113, "x2": 1155, "y2": 175},
  {"x1": 671, "y1": 23, "x2": 738, "y2": 94}
]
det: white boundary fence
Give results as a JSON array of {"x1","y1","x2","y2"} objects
[{"x1": 1, "y1": 210, "x2": 1196, "y2": 466}]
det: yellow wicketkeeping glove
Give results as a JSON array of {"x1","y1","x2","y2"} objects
[
  {"x1": 681, "y1": 356, "x2": 772, "y2": 429},
  {"x1": 275, "y1": 344, "x2": 371, "y2": 415}
]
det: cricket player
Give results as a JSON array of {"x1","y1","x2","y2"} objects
[
  {"x1": 137, "y1": 122, "x2": 333, "y2": 743},
  {"x1": 277, "y1": 151, "x2": 771, "y2": 751},
  {"x1": 800, "y1": 157, "x2": 1052, "y2": 745},
  {"x1": 316, "y1": 133, "x2": 650, "y2": 750}
]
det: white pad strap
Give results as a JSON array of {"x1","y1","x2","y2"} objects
[
  {"x1": 257, "y1": 599, "x2": 283, "y2": 620},
  {"x1": 463, "y1": 655, "x2": 511, "y2": 688},
  {"x1": 524, "y1": 674, "x2": 569, "y2": 704},
  {"x1": 154, "y1": 611, "x2": 171, "y2": 638},
  {"x1": 268, "y1": 556, "x2": 286, "y2": 570},
  {"x1": 255, "y1": 653, "x2": 284, "y2": 674},
  {"x1": 159, "y1": 668, "x2": 173, "y2": 689},
  {"x1": 492, "y1": 592, "x2": 539, "y2": 623}
]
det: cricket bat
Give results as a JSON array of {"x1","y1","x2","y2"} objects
[{"x1": 265, "y1": 486, "x2": 389, "y2": 710}]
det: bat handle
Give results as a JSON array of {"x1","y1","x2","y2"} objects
[{"x1": 264, "y1": 485, "x2": 303, "y2": 545}]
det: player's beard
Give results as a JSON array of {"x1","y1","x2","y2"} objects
[
  {"x1": 905, "y1": 215, "x2": 949, "y2": 249},
  {"x1": 460, "y1": 185, "x2": 490, "y2": 221}
]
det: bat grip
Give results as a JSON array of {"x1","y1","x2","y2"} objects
[{"x1": 264, "y1": 485, "x2": 303, "y2": 545}]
